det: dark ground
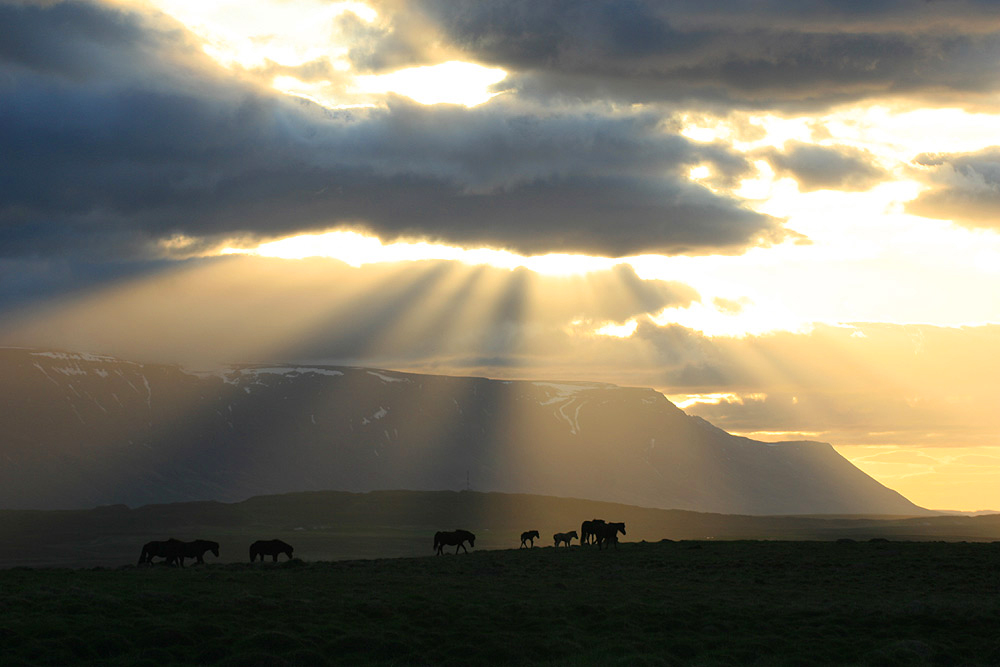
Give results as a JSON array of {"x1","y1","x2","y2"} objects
[{"x1": 3, "y1": 539, "x2": 1000, "y2": 666}]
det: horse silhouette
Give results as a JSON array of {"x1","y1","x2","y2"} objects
[
  {"x1": 520, "y1": 530, "x2": 540, "y2": 548},
  {"x1": 250, "y1": 539, "x2": 294, "y2": 562},
  {"x1": 553, "y1": 530, "x2": 578, "y2": 547},
  {"x1": 138, "y1": 538, "x2": 185, "y2": 566},
  {"x1": 434, "y1": 529, "x2": 475, "y2": 555},
  {"x1": 177, "y1": 539, "x2": 219, "y2": 566},
  {"x1": 595, "y1": 522, "x2": 626, "y2": 550},
  {"x1": 138, "y1": 538, "x2": 219, "y2": 566},
  {"x1": 580, "y1": 519, "x2": 606, "y2": 545}
]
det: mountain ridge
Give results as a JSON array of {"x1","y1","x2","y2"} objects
[{"x1": 0, "y1": 347, "x2": 927, "y2": 515}]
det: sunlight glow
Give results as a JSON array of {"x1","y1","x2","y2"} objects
[
  {"x1": 223, "y1": 230, "x2": 618, "y2": 276},
  {"x1": 667, "y1": 393, "x2": 741, "y2": 409},
  {"x1": 147, "y1": 0, "x2": 375, "y2": 69},
  {"x1": 356, "y1": 61, "x2": 508, "y2": 107},
  {"x1": 594, "y1": 320, "x2": 638, "y2": 338},
  {"x1": 667, "y1": 393, "x2": 768, "y2": 410},
  {"x1": 654, "y1": 300, "x2": 810, "y2": 338},
  {"x1": 835, "y1": 445, "x2": 1000, "y2": 511},
  {"x1": 144, "y1": 1, "x2": 506, "y2": 108}
]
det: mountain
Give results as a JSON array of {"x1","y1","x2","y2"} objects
[{"x1": 0, "y1": 347, "x2": 926, "y2": 515}]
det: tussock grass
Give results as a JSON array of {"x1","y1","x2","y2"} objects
[{"x1": 2, "y1": 540, "x2": 1000, "y2": 664}]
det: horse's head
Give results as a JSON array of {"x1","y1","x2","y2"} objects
[
  {"x1": 570, "y1": 531, "x2": 578, "y2": 539},
  {"x1": 210, "y1": 542, "x2": 220, "y2": 557},
  {"x1": 616, "y1": 523, "x2": 626, "y2": 535},
  {"x1": 466, "y1": 532, "x2": 476, "y2": 548}
]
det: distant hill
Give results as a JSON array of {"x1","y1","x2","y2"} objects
[
  {"x1": 0, "y1": 347, "x2": 926, "y2": 515},
  {"x1": 0, "y1": 489, "x2": 994, "y2": 568}
]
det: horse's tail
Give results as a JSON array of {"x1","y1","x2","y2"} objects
[{"x1": 138, "y1": 544, "x2": 148, "y2": 565}]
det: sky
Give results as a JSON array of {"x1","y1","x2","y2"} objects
[{"x1": 2, "y1": 0, "x2": 1000, "y2": 511}]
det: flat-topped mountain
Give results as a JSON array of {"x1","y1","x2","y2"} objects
[{"x1": 0, "y1": 347, "x2": 925, "y2": 515}]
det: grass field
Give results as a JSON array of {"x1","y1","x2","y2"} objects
[{"x1": 4, "y1": 539, "x2": 1000, "y2": 666}]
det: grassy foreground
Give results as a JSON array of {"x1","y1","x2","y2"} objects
[{"x1": 3, "y1": 539, "x2": 1000, "y2": 666}]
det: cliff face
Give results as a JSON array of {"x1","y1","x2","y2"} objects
[{"x1": 0, "y1": 348, "x2": 925, "y2": 515}]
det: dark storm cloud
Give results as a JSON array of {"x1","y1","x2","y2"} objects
[
  {"x1": 907, "y1": 148, "x2": 1000, "y2": 228},
  {"x1": 0, "y1": 0, "x2": 786, "y2": 263},
  {"x1": 359, "y1": 0, "x2": 1000, "y2": 110},
  {"x1": 759, "y1": 141, "x2": 886, "y2": 192}
]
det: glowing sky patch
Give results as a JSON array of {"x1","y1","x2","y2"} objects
[
  {"x1": 147, "y1": 0, "x2": 376, "y2": 69},
  {"x1": 594, "y1": 320, "x2": 639, "y2": 338},
  {"x1": 356, "y1": 61, "x2": 508, "y2": 107},
  {"x1": 224, "y1": 231, "x2": 617, "y2": 276}
]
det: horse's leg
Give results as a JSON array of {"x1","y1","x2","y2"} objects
[{"x1": 272, "y1": 554, "x2": 278, "y2": 562}]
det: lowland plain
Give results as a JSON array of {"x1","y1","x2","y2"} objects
[
  {"x1": 4, "y1": 539, "x2": 1000, "y2": 666},
  {"x1": 5, "y1": 491, "x2": 1000, "y2": 665}
]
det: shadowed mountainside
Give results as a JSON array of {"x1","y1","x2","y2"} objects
[{"x1": 0, "y1": 347, "x2": 925, "y2": 515}]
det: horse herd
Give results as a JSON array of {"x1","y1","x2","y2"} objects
[
  {"x1": 437, "y1": 518, "x2": 627, "y2": 555},
  {"x1": 137, "y1": 538, "x2": 293, "y2": 566},
  {"x1": 139, "y1": 519, "x2": 626, "y2": 565}
]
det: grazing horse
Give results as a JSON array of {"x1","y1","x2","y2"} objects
[
  {"x1": 138, "y1": 538, "x2": 185, "y2": 566},
  {"x1": 520, "y1": 530, "x2": 540, "y2": 548},
  {"x1": 434, "y1": 529, "x2": 475, "y2": 555},
  {"x1": 595, "y1": 522, "x2": 626, "y2": 550},
  {"x1": 580, "y1": 519, "x2": 606, "y2": 545},
  {"x1": 177, "y1": 539, "x2": 220, "y2": 566},
  {"x1": 553, "y1": 530, "x2": 578, "y2": 547},
  {"x1": 250, "y1": 539, "x2": 294, "y2": 562}
]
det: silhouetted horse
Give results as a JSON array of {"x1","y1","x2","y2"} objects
[
  {"x1": 139, "y1": 538, "x2": 218, "y2": 566},
  {"x1": 580, "y1": 519, "x2": 606, "y2": 545},
  {"x1": 434, "y1": 529, "x2": 475, "y2": 555},
  {"x1": 138, "y1": 538, "x2": 185, "y2": 566},
  {"x1": 595, "y1": 522, "x2": 626, "y2": 550},
  {"x1": 177, "y1": 539, "x2": 220, "y2": 566},
  {"x1": 520, "y1": 530, "x2": 540, "y2": 548},
  {"x1": 553, "y1": 530, "x2": 578, "y2": 547},
  {"x1": 250, "y1": 539, "x2": 294, "y2": 562}
]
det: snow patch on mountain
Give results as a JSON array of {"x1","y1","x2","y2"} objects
[
  {"x1": 30, "y1": 351, "x2": 122, "y2": 363},
  {"x1": 362, "y1": 407, "x2": 389, "y2": 425},
  {"x1": 368, "y1": 370, "x2": 409, "y2": 383},
  {"x1": 243, "y1": 367, "x2": 345, "y2": 378}
]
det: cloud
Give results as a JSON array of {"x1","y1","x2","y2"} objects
[
  {"x1": 759, "y1": 141, "x2": 886, "y2": 192},
  {"x1": 356, "y1": 0, "x2": 1000, "y2": 110},
  {"x1": 0, "y1": 0, "x2": 789, "y2": 262},
  {"x1": 712, "y1": 296, "x2": 749, "y2": 315},
  {"x1": 907, "y1": 148, "x2": 1000, "y2": 228}
]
